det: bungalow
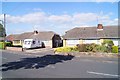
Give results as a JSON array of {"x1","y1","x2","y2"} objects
[
  {"x1": 63, "y1": 24, "x2": 119, "y2": 47},
  {"x1": 6, "y1": 31, "x2": 62, "y2": 48}
]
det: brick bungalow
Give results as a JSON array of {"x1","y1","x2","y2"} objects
[
  {"x1": 6, "y1": 31, "x2": 62, "y2": 48},
  {"x1": 63, "y1": 24, "x2": 119, "y2": 47}
]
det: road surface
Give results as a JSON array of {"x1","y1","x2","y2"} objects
[{"x1": 0, "y1": 50, "x2": 119, "y2": 79}]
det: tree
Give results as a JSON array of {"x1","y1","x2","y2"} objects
[{"x1": 0, "y1": 23, "x2": 6, "y2": 37}]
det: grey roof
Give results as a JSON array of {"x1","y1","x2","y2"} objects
[
  {"x1": 17, "y1": 32, "x2": 33, "y2": 40},
  {"x1": 63, "y1": 26, "x2": 119, "y2": 39},
  {"x1": 30, "y1": 31, "x2": 56, "y2": 40},
  {"x1": 7, "y1": 31, "x2": 57, "y2": 40}
]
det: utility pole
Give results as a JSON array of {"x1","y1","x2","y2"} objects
[
  {"x1": 4, "y1": 14, "x2": 6, "y2": 37},
  {"x1": 3, "y1": 14, "x2": 6, "y2": 49}
]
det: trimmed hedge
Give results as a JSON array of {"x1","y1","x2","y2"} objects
[
  {"x1": 54, "y1": 46, "x2": 79, "y2": 53},
  {"x1": 112, "y1": 46, "x2": 118, "y2": 53},
  {"x1": 0, "y1": 42, "x2": 5, "y2": 49},
  {"x1": 5, "y1": 42, "x2": 12, "y2": 47}
]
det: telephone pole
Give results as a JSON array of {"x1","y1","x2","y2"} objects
[{"x1": 4, "y1": 14, "x2": 6, "y2": 37}]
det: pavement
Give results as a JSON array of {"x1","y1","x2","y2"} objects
[{"x1": 0, "y1": 49, "x2": 119, "y2": 78}]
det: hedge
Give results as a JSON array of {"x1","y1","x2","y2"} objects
[
  {"x1": 5, "y1": 42, "x2": 12, "y2": 47},
  {"x1": 54, "y1": 46, "x2": 79, "y2": 53},
  {"x1": 76, "y1": 43, "x2": 112, "y2": 53},
  {"x1": 0, "y1": 42, "x2": 6, "y2": 49},
  {"x1": 112, "y1": 46, "x2": 118, "y2": 53}
]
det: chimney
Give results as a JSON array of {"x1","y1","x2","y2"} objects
[
  {"x1": 97, "y1": 24, "x2": 103, "y2": 31},
  {"x1": 34, "y1": 30, "x2": 38, "y2": 35}
]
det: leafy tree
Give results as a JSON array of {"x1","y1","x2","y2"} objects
[{"x1": 0, "y1": 23, "x2": 6, "y2": 37}]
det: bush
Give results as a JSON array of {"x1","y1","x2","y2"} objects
[
  {"x1": 112, "y1": 46, "x2": 118, "y2": 53},
  {"x1": 86, "y1": 43, "x2": 98, "y2": 52},
  {"x1": 102, "y1": 39, "x2": 114, "y2": 52},
  {"x1": 54, "y1": 46, "x2": 79, "y2": 53},
  {"x1": 102, "y1": 39, "x2": 114, "y2": 46},
  {"x1": 95, "y1": 45, "x2": 108, "y2": 52},
  {"x1": 77, "y1": 43, "x2": 98, "y2": 52},
  {"x1": 5, "y1": 42, "x2": 12, "y2": 47},
  {"x1": 77, "y1": 43, "x2": 109, "y2": 53},
  {"x1": 0, "y1": 42, "x2": 6, "y2": 49},
  {"x1": 76, "y1": 44, "x2": 87, "y2": 52}
]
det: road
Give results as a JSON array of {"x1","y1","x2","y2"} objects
[{"x1": 0, "y1": 50, "x2": 119, "y2": 78}]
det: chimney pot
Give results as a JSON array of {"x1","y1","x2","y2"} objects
[
  {"x1": 34, "y1": 30, "x2": 38, "y2": 35},
  {"x1": 97, "y1": 24, "x2": 103, "y2": 29},
  {"x1": 97, "y1": 24, "x2": 103, "y2": 31}
]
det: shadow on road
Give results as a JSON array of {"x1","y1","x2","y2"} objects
[{"x1": 1, "y1": 54, "x2": 74, "y2": 72}]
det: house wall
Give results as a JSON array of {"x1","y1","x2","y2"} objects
[
  {"x1": 110, "y1": 39, "x2": 119, "y2": 46},
  {"x1": 42, "y1": 40, "x2": 52, "y2": 48},
  {"x1": 65, "y1": 40, "x2": 79, "y2": 47},
  {"x1": 63, "y1": 39, "x2": 100, "y2": 47},
  {"x1": 13, "y1": 40, "x2": 22, "y2": 46},
  {"x1": 83, "y1": 40, "x2": 100, "y2": 44},
  {"x1": 63, "y1": 39, "x2": 119, "y2": 47}
]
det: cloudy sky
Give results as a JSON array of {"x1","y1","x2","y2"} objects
[{"x1": 1, "y1": 1, "x2": 119, "y2": 36}]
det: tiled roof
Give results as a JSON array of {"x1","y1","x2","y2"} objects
[
  {"x1": 30, "y1": 31, "x2": 56, "y2": 40},
  {"x1": 6, "y1": 31, "x2": 57, "y2": 40},
  {"x1": 63, "y1": 26, "x2": 118, "y2": 39}
]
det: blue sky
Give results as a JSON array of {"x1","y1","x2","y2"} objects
[{"x1": 1, "y1": 2, "x2": 118, "y2": 36}]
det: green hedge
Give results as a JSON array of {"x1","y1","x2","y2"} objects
[
  {"x1": 112, "y1": 46, "x2": 118, "y2": 53},
  {"x1": 5, "y1": 42, "x2": 12, "y2": 47},
  {"x1": 55, "y1": 43, "x2": 118, "y2": 54},
  {"x1": 54, "y1": 46, "x2": 79, "y2": 53},
  {"x1": 0, "y1": 42, "x2": 6, "y2": 49},
  {"x1": 77, "y1": 43, "x2": 111, "y2": 53}
]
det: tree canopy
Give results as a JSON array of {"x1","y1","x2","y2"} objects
[{"x1": 0, "y1": 23, "x2": 5, "y2": 37}]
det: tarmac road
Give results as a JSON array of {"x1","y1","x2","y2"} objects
[{"x1": 0, "y1": 50, "x2": 119, "y2": 78}]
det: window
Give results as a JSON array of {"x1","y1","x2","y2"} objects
[
  {"x1": 24, "y1": 41, "x2": 31, "y2": 44},
  {"x1": 33, "y1": 41, "x2": 35, "y2": 44},
  {"x1": 14, "y1": 40, "x2": 20, "y2": 44},
  {"x1": 28, "y1": 41, "x2": 31, "y2": 44}
]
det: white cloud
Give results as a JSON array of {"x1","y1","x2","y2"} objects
[
  {"x1": 4, "y1": 12, "x2": 47, "y2": 24},
  {"x1": 49, "y1": 15, "x2": 72, "y2": 24},
  {"x1": 0, "y1": 11, "x2": 118, "y2": 35},
  {"x1": 72, "y1": 13, "x2": 98, "y2": 25},
  {"x1": 1, "y1": 12, "x2": 117, "y2": 26}
]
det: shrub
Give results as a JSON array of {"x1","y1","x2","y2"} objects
[
  {"x1": 0, "y1": 42, "x2": 6, "y2": 49},
  {"x1": 76, "y1": 43, "x2": 109, "y2": 53},
  {"x1": 102, "y1": 39, "x2": 114, "y2": 52},
  {"x1": 95, "y1": 45, "x2": 108, "y2": 52},
  {"x1": 76, "y1": 44, "x2": 87, "y2": 52},
  {"x1": 86, "y1": 43, "x2": 98, "y2": 52},
  {"x1": 112, "y1": 46, "x2": 118, "y2": 53},
  {"x1": 54, "y1": 46, "x2": 79, "y2": 53},
  {"x1": 102, "y1": 39, "x2": 114, "y2": 46},
  {"x1": 77, "y1": 43, "x2": 98, "y2": 52},
  {"x1": 5, "y1": 42, "x2": 12, "y2": 47}
]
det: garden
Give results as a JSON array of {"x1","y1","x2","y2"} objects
[
  {"x1": 0, "y1": 41, "x2": 12, "y2": 49},
  {"x1": 54, "y1": 39, "x2": 118, "y2": 56}
]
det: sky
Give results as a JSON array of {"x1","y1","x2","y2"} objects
[{"x1": 0, "y1": 1, "x2": 119, "y2": 36}]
